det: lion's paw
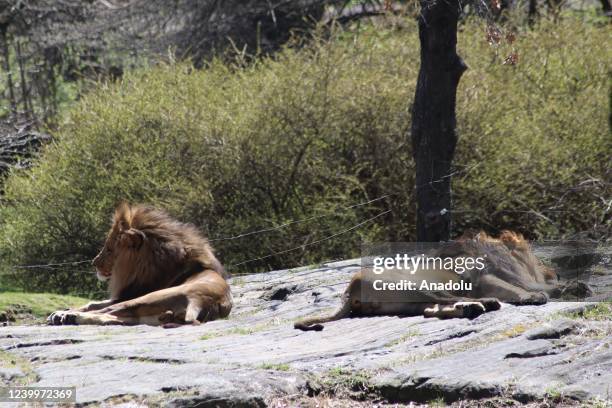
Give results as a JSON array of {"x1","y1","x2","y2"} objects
[
  {"x1": 47, "y1": 310, "x2": 78, "y2": 325},
  {"x1": 520, "y1": 292, "x2": 548, "y2": 305},
  {"x1": 454, "y1": 302, "x2": 486, "y2": 319},
  {"x1": 479, "y1": 298, "x2": 502, "y2": 312}
]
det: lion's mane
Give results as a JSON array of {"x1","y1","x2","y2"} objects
[{"x1": 108, "y1": 203, "x2": 227, "y2": 300}]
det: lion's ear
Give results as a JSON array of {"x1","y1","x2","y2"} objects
[
  {"x1": 120, "y1": 228, "x2": 145, "y2": 249},
  {"x1": 114, "y1": 201, "x2": 132, "y2": 231}
]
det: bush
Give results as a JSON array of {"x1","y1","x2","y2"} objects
[{"x1": 0, "y1": 16, "x2": 609, "y2": 294}]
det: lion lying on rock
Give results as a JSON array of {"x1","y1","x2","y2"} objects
[
  {"x1": 295, "y1": 231, "x2": 589, "y2": 331},
  {"x1": 48, "y1": 203, "x2": 232, "y2": 326}
]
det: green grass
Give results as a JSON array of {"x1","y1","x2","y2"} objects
[
  {"x1": 324, "y1": 367, "x2": 371, "y2": 392},
  {"x1": 258, "y1": 363, "x2": 291, "y2": 371},
  {"x1": 559, "y1": 303, "x2": 612, "y2": 321},
  {"x1": 426, "y1": 397, "x2": 446, "y2": 407},
  {"x1": 0, "y1": 291, "x2": 89, "y2": 319},
  {"x1": 0, "y1": 350, "x2": 38, "y2": 385},
  {"x1": 544, "y1": 383, "x2": 564, "y2": 402},
  {"x1": 384, "y1": 328, "x2": 420, "y2": 347},
  {"x1": 584, "y1": 398, "x2": 612, "y2": 408}
]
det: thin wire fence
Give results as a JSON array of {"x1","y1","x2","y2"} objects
[
  {"x1": 13, "y1": 260, "x2": 92, "y2": 270},
  {"x1": 3, "y1": 194, "x2": 394, "y2": 275},
  {"x1": 229, "y1": 209, "x2": 391, "y2": 272},
  {"x1": 1, "y1": 205, "x2": 590, "y2": 277},
  {"x1": 208, "y1": 194, "x2": 391, "y2": 242},
  {"x1": 2, "y1": 160, "x2": 605, "y2": 276}
]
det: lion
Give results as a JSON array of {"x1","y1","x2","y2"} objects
[
  {"x1": 295, "y1": 231, "x2": 589, "y2": 331},
  {"x1": 48, "y1": 202, "x2": 232, "y2": 326}
]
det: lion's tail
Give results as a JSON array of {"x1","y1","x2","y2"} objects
[{"x1": 294, "y1": 294, "x2": 352, "y2": 331}]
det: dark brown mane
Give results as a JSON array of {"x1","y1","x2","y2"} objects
[
  {"x1": 107, "y1": 203, "x2": 228, "y2": 300},
  {"x1": 128, "y1": 205, "x2": 228, "y2": 278}
]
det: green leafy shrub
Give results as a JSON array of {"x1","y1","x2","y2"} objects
[{"x1": 0, "y1": 16, "x2": 609, "y2": 294}]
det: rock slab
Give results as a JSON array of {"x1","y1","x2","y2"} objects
[{"x1": 1, "y1": 256, "x2": 611, "y2": 406}]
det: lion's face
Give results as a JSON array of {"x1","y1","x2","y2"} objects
[
  {"x1": 92, "y1": 203, "x2": 146, "y2": 281},
  {"x1": 92, "y1": 229, "x2": 120, "y2": 281}
]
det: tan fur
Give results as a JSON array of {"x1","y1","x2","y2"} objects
[
  {"x1": 295, "y1": 231, "x2": 575, "y2": 331},
  {"x1": 48, "y1": 203, "x2": 232, "y2": 327}
]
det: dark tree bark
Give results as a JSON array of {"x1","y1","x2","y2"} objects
[
  {"x1": 600, "y1": 0, "x2": 612, "y2": 16},
  {"x1": 1, "y1": 26, "x2": 16, "y2": 115},
  {"x1": 16, "y1": 40, "x2": 32, "y2": 117},
  {"x1": 411, "y1": 0, "x2": 467, "y2": 242},
  {"x1": 528, "y1": 0, "x2": 539, "y2": 25}
]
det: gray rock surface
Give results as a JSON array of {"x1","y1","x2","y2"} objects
[
  {"x1": 524, "y1": 319, "x2": 583, "y2": 340},
  {"x1": 0, "y1": 367, "x2": 24, "y2": 382},
  {"x1": 1, "y1": 256, "x2": 610, "y2": 406}
]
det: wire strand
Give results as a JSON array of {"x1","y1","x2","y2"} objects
[
  {"x1": 13, "y1": 260, "x2": 92, "y2": 269},
  {"x1": 208, "y1": 194, "x2": 390, "y2": 242},
  {"x1": 229, "y1": 209, "x2": 391, "y2": 270},
  {"x1": 7, "y1": 195, "x2": 391, "y2": 271}
]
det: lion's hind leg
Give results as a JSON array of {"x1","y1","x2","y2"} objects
[
  {"x1": 102, "y1": 288, "x2": 191, "y2": 326},
  {"x1": 479, "y1": 274, "x2": 548, "y2": 305},
  {"x1": 184, "y1": 296, "x2": 221, "y2": 324},
  {"x1": 107, "y1": 285, "x2": 229, "y2": 326},
  {"x1": 154, "y1": 294, "x2": 229, "y2": 329}
]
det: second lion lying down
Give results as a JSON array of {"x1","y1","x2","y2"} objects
[
  {"x1": 48, "y1": 203, "x2": 232, "y2": 326},
  {"x1": 295, "y1": 231, "x2": 586, "y2": 331}
]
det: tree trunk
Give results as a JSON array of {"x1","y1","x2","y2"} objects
[
  {"x1": 1, "y1": 26, "x2": 17, "y2": 116},
  {"x1": 16, "y1": 40, "x2": 32, "y2": 117},
  {"x1": 528, "y1": 0, "x2": 538, "y2": 25},
  {"x1": 411, "y1": 0, "x2": 467, "y2": 242}
]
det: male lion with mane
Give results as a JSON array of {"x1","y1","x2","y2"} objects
[
  {"x1": 48, "y1": 203, "x2": 232, "y2": 326},
  {"x1": 295, "y1": 231, "x2": 589, "y2": 331}
]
